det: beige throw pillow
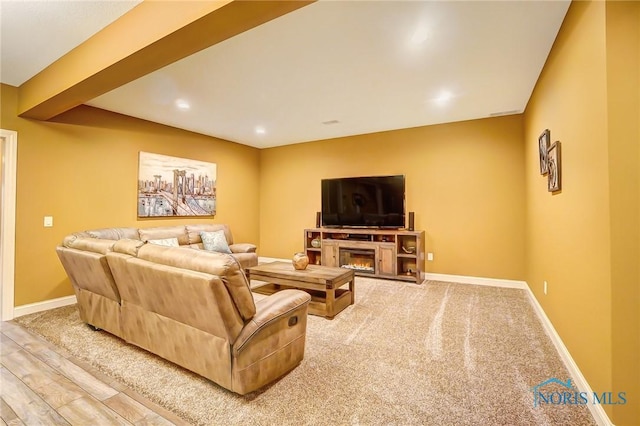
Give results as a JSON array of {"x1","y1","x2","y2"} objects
[{"x1": 147, "y1": 237, "x2": 180, "y2": 247}]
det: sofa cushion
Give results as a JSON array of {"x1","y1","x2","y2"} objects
[
  {"x1": 200, "y1": 230, "x2": 232, "y2": 254},
  {"x1": 56, "y1": 247, "x2": 120, "y2": 301},
  {"x1": 134, "y1": 244, "x2": 257, "y2": 321},
  {"x1": 112, "y1": 239, "x2": 145, "y2": 256},
  {"x1": 139, "y1": 226, "x2": 189, "y2": 246},
  {"x1": 228, "y1": 243, "x2": 257, "y2": 254},
  {"x1": 231, "y1": 252, "x2": 259, "y2": 270},
  {"x1": 86, "y1": 227, "x2": 139, "y2": 240},
  {"x1": 63, "y1": 236, "x2": 116, "y2": 254}
]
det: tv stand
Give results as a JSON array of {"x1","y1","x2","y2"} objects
[{"x1": 303, "y1": 228, "x2": 425, "y2": 283}]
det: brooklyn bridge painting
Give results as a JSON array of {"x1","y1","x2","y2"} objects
[{"x1": 138, "y1": 152, "x2": 216, "y2": 217}]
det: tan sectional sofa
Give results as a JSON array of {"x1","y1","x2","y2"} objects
[
  {"x1": 56, "y1": 224, "x2": 311, "y2": 395},
  {"x1": 65, "y1": 223, "x2": 259, "y2": 269}
]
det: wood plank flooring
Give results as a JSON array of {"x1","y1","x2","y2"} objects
[{"x1": 0, "y1": 320, "x2": 191, "y2": 426}]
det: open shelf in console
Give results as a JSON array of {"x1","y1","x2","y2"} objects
[{"x1": 304, "y1": 230, "x2": 322, "y2": 265}]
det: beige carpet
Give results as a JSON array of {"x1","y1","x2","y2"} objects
[{"x1": 13, "y1": 279, "x2": 597, "y2": 426}]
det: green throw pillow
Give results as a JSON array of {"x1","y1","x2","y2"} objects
[{"x1": 200, "y1": 230, "x2": 232, "y2": 254}]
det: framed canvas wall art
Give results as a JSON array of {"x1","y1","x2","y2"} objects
[
  {"x1": 138, "y1": 152, "x2": 217, "y2": 217},
  {"x1": 547, "y1": 141, "x2": 561, "y2": 193},
  {"x1": 538, "y1": 129, "x2": 550, "y2": 175}
]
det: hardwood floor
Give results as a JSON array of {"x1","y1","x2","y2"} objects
[{"x1": 0, "y1": 320, "x2": 191, "y2": 426}]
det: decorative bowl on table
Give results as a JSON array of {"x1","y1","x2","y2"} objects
[{"x1": 292, "y1": 252, "x2": 309, "y2": 270}]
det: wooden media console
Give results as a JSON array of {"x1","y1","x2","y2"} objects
[{"x1": 303, "y1": 228, "x2": 425, "y2": 283}]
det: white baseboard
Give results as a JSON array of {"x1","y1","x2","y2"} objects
[
  {"x1": 425, "y1": 272, "x2": 527, "y2": 289},
  {"x1": 525, "y1": 288, "x2": 612, "y2": 426},
  {"x1": 13, "y1": 295, "x2": 77, "y2": 318}
]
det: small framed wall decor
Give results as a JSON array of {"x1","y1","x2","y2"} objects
[
  {"x1": 538, "y1": 129, "x2": 550, "y2": 175},
  {"x1": 547, "y1": 141, "x2": 561, "y2": 192}
]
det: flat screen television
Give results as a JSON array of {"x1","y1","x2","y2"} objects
[{"x1": 321, "y1": 175, "x2": 405, "y2": 228}]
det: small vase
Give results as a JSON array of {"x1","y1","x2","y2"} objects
[{"x1": 292, "y1": 252, "x2": 309, "y2": 270}]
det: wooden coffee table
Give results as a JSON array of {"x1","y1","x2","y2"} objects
[{"x1": 247, "y1": 262, "x2": 355, "y2": 319}]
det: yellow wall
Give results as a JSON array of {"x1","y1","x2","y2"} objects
[
  {"x1": 259, "y1": 115, "x2": 526, "y2": 281},
  {"x1": 0, "y1": 136, "x2": 3, "y2": 227},
  {"x1": 524, "y1": 1, "x2": 639, "y2": 423},
  {"x1": 1, "y1": 83, "x2": 260, "y2": 306},
  {"x1": 606, "y1": 1, "x2": 640, "y2": 423}
]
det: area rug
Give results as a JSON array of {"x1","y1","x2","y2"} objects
[{"x1": 13, "y1": 279, "x2": 597, "y2": 425}]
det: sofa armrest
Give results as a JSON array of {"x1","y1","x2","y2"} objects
[
  {"x1": 233, "y1": 289, "x2": 310, "y2": 354},
  {"x1": 229, "y1": 243, "x2": 257, "y2": 254}
]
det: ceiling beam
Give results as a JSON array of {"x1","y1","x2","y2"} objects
[{"x1": 18, "y1": 0, "x2": 314, "y2": 120}]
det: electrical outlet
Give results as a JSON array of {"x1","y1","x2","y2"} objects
[
  {"x1": 427, "y1": 252, "x2": 434, "y2": 261},
  {"x1": 544, "y1": 281, "x2": 548, "y2": 295}
]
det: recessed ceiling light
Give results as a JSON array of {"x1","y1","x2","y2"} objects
[
  {"x1": 409, "y1": 27, "x2": 429, "y2": 46},
  {"x1": 433, "y1": 91, "x2": 453, "y2": 105},
  {"x1": 255, "y1": 126, "x2": 266, "y2": 135},
  {"x1": 175, "y1": 99, "x2": 190, "y2": 110}
]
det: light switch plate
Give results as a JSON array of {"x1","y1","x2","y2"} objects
[{"x1": 44, "y1": 216, "x2": 53, "y2": 227}]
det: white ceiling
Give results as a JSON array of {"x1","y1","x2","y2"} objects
[
  {"x1": 0, "y1": 0, "x2": 142, "y2": 86},
  {"x1": 1, "y1": 1, "x2": 570, "y2": 149}
]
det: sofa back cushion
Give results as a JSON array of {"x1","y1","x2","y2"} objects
[
  {"x1": 107, "y1": 250, "x2": 246, "y2": 342},
  {"x1": 56, "y1": 238, "x2": 121, "y2": 302},
  {"x1": 63, "y1": 235, "x2": 116, "y2": 254},
  {"x1": 112, "y1": 242, "x2": 256, "y2": 321},
  {"x1": 86, "y1": 227, "x2": 139, "y2": 240},
  {"x1": 138, "y1": 226, "x2": 189, "y2": 246}
]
